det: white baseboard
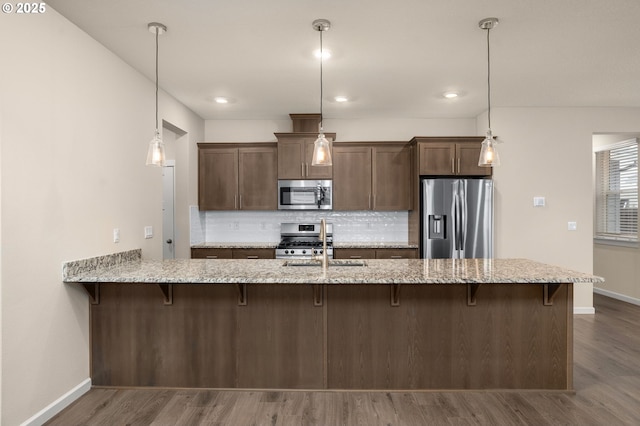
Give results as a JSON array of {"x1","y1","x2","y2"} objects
[
  {"x1": 574, "y1": 306, "x2": 596, "y2": 315},
  {"x1": 20, "y1": 378, "x2": 91, "y2": 426},
  {"x1": 594, "y1": 287, "x2": 640, "y2": 306}
]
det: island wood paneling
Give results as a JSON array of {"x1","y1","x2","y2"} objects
[
  {"x1": 326, "y1": 284, "x2": 571, "y2": 390},
  {"x1": 90, "y1": 282, "x2": 571, "y2": 390},
  {"x1": 235, "y1": 284, "x2": 324, "y2": 389},
  {"x1": 91, "y1": 283, "x2": 323, "y2": 389}
]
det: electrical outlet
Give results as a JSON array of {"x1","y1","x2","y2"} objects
[
  {"x1": 113, "y1": 228, "x2": 120, "y2": 243},
  {"x1": 568, "y1": 221, "x2": 577, "y2": 231},
  {"x1": 533, "y1": 197, "x2": 545, "y2": 207},
  {"x1": 144, "y1": 226, "x2": 153, "y2": 239}
]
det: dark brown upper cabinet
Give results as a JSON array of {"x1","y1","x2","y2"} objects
[
  {"x1": 333, "y1": 142, "x2": 413, "y2": 211},
  {"x1": 414, "y1": 136, "x2": 492, "y2": 177},
  {"x1": 198, "y1": 143, "x2": 277, "y2": 211},
  {"x1": 275, "y1": 133, "x2": 335, "y2": 180}
]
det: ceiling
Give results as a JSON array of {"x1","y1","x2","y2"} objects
[{"x1": 47, "y1": 0, "x2": 640, "y2": 121}]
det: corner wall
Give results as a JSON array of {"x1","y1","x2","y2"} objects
[
  {"x1": 483, "y1": 107, "x2": 640, "y2": 312},
  {"x1": 1, "y1": 10, "x2": 203, "y2": 425}
]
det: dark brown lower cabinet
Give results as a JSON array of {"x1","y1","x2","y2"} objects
[{"x1": 90, "y1": 282, "x2": 572, "y2": 391}]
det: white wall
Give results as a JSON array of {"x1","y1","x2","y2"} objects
[
  {"x1": 204, "y1": 117, "x2": 477, "y2": 141},
  {"x1": 484, "y1": 107, "x2": 640, "y2": 312},
  {"x1": 0, "y1": 10, "x2": 203, "y2": 425}
]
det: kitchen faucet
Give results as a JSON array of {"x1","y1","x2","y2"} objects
[{"x1": 312, "y1": 218, "x2": 328, "y2": 269}]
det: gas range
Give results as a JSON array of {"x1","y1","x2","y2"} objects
[{"x1": 276, "y1": 223, "x2": 333, "y2": 259}]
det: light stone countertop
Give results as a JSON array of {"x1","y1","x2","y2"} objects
[
  {"x1": 190, "y1": 242, "x2": 418, "y2": 249},
  {"x1": 191, "y1": 242, "x2": 278, "y2": 249},
  {"x1": 333, "y1": 242, "x2": 419, "y2": 249},
  {"x1": 63, "y1": 257, "x2": 604, "y2": 285}
]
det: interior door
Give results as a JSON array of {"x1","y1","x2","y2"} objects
[{"x1": 162, "y1": 164, "x2": 175, "y2": 259}]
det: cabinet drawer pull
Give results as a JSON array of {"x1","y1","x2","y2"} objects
[
  {"x1": 390, "y1": 255, "x2": 403, "y2": 259},
  {"x1": 246, "y1": 256, "x2": 259, "y2": 259},
  {"x1": 206, "y1": 255, "x2": 218, "y2": 259},
  {"x1": 350, "y1": 255, "x2": 362, "y2": 259}
]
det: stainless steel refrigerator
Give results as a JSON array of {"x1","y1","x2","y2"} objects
[{"x1": 421, "y1": 178, "x2": 493, "y2": 259}]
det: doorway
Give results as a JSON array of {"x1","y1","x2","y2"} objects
[{"x1": 163, "y1": 161, "x2": 175, "y2": 259}]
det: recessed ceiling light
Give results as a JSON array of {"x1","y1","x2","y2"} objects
[
  {"x1": 443, "y1": 92, "x2": 459, "y2": 99},
  {"x1": 213, "y1": 97, "x2": 229, "y2": 104},
  {"x1": 334, "y1": 96, "x2": 348, "y2": 102},
  {"x1": 313, "y1": 49, "x2": 331, "y2": 59}
]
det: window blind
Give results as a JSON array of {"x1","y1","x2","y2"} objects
[{"x1": 595, "y1": 138, "x2": 638, "y2": 241}]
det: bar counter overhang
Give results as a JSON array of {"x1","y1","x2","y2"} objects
[{"x1": 64, "y1": 252, "x2": 603, "y2": 392}]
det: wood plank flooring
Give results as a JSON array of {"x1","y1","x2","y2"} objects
[{"x1": 46, "y1": 294, "x2": 640, "y2": 425}]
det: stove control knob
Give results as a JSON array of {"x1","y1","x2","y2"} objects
[
  {"x1": 302, "y1": 250, "x2": 307, "y2": 254},
  {"x1": 290, "y1": 250, "x2": 295, "y2": 254},
  {"x1": 313, "y1": 249, "x2": 318, "y2": 254},
  {"x1": 319, "y1": 250, "x2": 323, "y2": 254},
  {"x1": 284, "y1": 250, "x2": 289, "y2": 255}
]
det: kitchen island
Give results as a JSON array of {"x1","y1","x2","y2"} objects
[{"x1": 64, "y1": 250, "x2": 602, "y2": 391}]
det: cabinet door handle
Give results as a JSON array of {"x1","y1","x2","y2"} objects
[
  {"x1": 350, "y1": 255, "x2": 362, "y2": 259},
  {"x1": 206, "y1": 255, "x2": 218, "y2": 259},
  {"x1": 246, "y1": 256, "x2": 259, "y2": 259},
  {"x1": 451, "y1": 158, "x2": 455, "y2": 174},
  {"x1": 372, "y1": 194, "x2": 376, "y2": 210},
  {"x1": 301, "y1": 163, "x2": 305, "y2": 177},
  {"x1": 239, "y1": 194, "x2": 243, "y2": 210},
  {"x1": 390, "y1": 255, "x2": 403, "y2": 259},
  {"x1": 234, "y1": 194, "x2": 237, "y2": 209},
  {"x1": 457, "y1": 158, "x2": 461, "y2": 174},
  {"x1": 368, "y1": 194, "x2": 372, "y2": 209},
  {"x1": 306, "y1": 163, "x2": 309, "y2": 176}
]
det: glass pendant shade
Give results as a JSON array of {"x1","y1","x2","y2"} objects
[
  {"x1": 311, "y1": 133, "x2": 332, "y2": 166},
  {"x1": 478, "y1": 130, "x2": 500, "y2": 167},
  {"x1": 146, "y1": 130, "x2": 166, "y2": 167}
]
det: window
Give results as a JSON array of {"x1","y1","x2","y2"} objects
[{"x1": 595, "y1": 138, "x2": 638, "y2": 242}]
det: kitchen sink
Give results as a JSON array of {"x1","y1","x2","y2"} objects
[{"x1": 283, "y1": 259, "x2": 367, "y2": 267}]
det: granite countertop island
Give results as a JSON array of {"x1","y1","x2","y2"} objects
[
  {"x1": 63, "y1": 249, "x2": 602, "y2": 285},
  {"x1": 65, "y1": 249, "x2": 603, "y2": 392}
]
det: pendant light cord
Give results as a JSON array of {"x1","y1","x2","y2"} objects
[
  {"x1": 486, "y1": 26, "x2": 491, "y2": 130},
  {"x1": 319, "y1": 28, "x2": 324, "y2": 132},
  {"x1": 155, "y1": 27, "x2": 159, "y2": 132}
]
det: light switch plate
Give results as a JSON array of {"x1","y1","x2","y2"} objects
[
  {"x1": 533, "y1": 197, "x2": 545, "y2": 207},
  {"x1": 113, "y1": 228, "x2": 120, "y2": 243},
  {"x1": 568, "y1": 221, "x2": 577, "y2": 231},
  {"x1": 144, "y1": 226, "x2": 153, "y2": 239}
]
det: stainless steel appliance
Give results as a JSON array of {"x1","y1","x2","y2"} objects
[
  {"x1": 278, "y1": 179, "x2": 332, "y2": 210},
  {"x1": 276, "y1": 222, "x2": 334, "y2": 259},
  {"x1": 421, "y1": 178, "x2": 493, "y2": 259}
]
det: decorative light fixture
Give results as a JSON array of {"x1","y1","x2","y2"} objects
[
  {"x1": 478, "y1": 17, "x2": 500, "y2": 167},
  {"x1": 146, "y1": 22, "x2": 167, "y2": 167},
  {"x1": 311, "y1": 18, "x2": 332, "y2": 166}
]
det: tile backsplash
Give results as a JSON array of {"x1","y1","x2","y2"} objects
[{"x1": 190, "y1": 206, "x2": 408, "y2": 244}]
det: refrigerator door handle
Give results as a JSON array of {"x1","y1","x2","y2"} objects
[
  {"x1": 460, "y1": 182, "x2": 467, "y2": 257},
  {"x1": 450, "y1": 185, "x2": 458, "y2": 253},
  {"x1": 452, "y1": 181, "x2": 462, "y2": 255}
]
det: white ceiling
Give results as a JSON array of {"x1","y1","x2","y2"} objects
[{"x1": 47, "y1": 0, "x2": 640, "y2": 121}]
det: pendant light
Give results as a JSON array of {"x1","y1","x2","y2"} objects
[
  {"x1": 311, "y1": 19, "x2": 332, "y2": 166},
  {"x1": 478, "y1": 17, "x2": 500, "y2": 167},
  {"x1": 146, "y1": 22, "x2": 167, "y2": 167}
]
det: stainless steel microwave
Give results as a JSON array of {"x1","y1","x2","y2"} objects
[{"x1": 278, "y1": 180, "x2": 333, "y2": 210}]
